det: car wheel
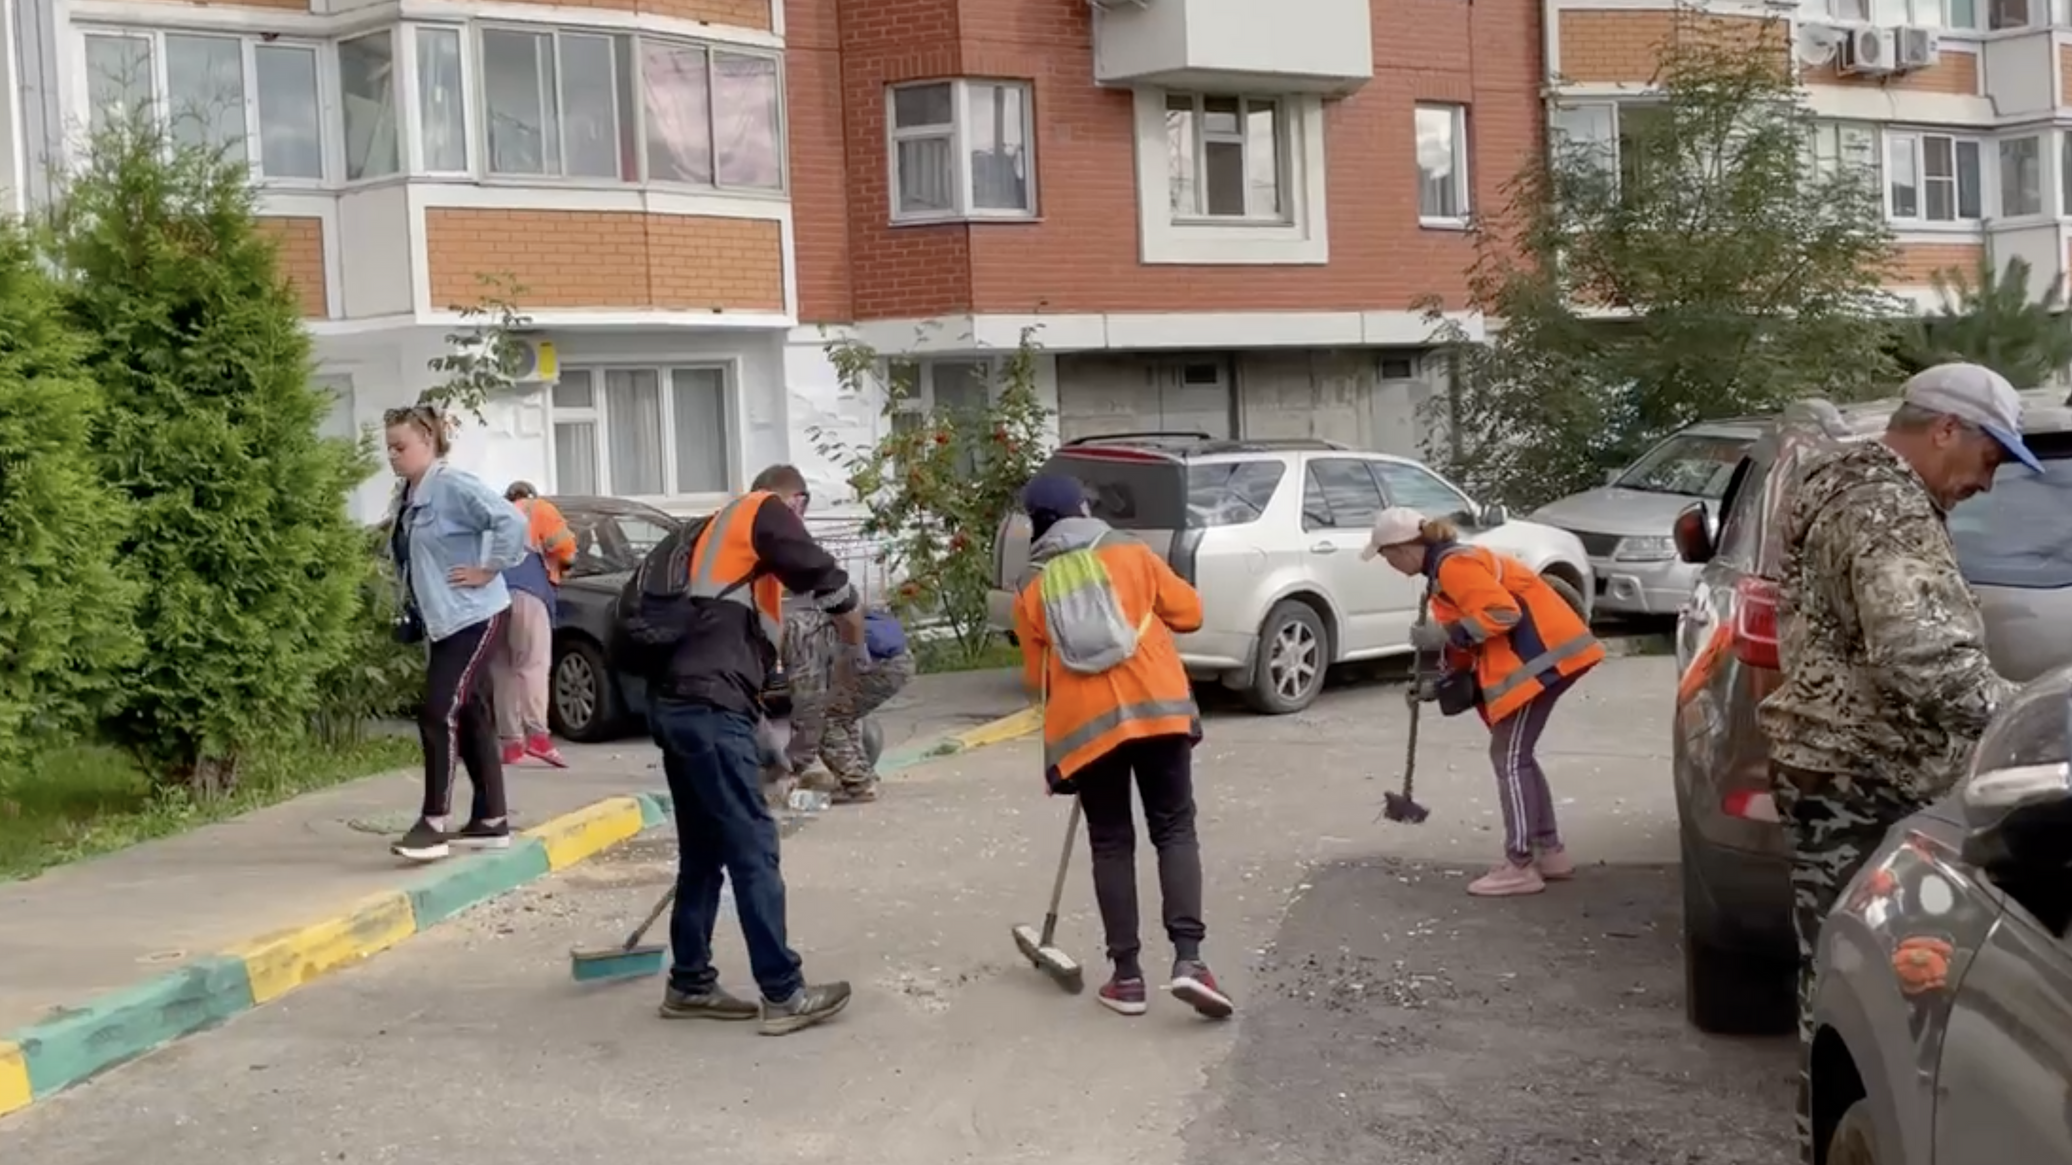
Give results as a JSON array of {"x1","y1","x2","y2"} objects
[
  {"x1": 863, "y1": 715, "x2": 884, "y2": 767},
  {"x1": 1826, "y1": 1098, "x2": 1881, "y2": 1165},
  {"x1": 550, "y1": 637, "x2": 623, "y2": 743},
  {"x1": 1545, "y1": 572, "x2": 1588, "y2": 619},
  {"x1": 1245, "y1": 600, "x2": 1328, "y2": 715},
  {"x1": 1682, "y1": 829, "x2": 1796, "y2": 1035}
]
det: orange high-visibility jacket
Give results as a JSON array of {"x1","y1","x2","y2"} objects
[
  {"x1": 519, "y1": 497, "x2": 578, "y2": 585},
  {"x1": 1427, "y1": 542, "x2": 1603, "y2": 724},
  {"x1": 1013, "y1": 536, "x2": 1205, "y2": 785},
  {"x1": 687, "y1": 490, "x2": 784, "y2": 646}
]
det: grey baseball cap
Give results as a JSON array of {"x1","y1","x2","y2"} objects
[{"x1": 1901, "y1": 362, "x2": 2044, "y2": 473}]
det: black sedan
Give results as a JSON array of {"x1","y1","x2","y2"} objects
[{"x1": 547, "y1": 495, "x2": 679, "y2": 742}]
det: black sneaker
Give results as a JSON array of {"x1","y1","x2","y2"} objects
[
  {"x1": 759, "y1": 981, "x2": 853, "y2": 1036},
  {"x1": 390, "y1": 818, "x2": 450, "y2": 863},
  {"x1": 453, "y1": 819, "x2": 512, "y2": 850},
  {"x1": 659, "y1": 985, "x2": 759, "y2": 1022}
]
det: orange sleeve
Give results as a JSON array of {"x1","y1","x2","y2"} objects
[
  {"x1": 1435, "y1": 552, "x2": 1523, "y2": 647},
  {"x1": 535, "y1": 500, "x2": 577, "y2": 566},
  {"x1": 1013, "y1": 580, "x2": 1049, "y2": 699},
  {"x1": 1143, "y1": 546, "x2": 1203, "y2": 634}
]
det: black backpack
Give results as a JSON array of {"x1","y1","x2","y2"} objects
[{"x1": 613, "y1": 513, "x2": 763, "y2": 675}]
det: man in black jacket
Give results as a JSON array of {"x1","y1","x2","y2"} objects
[{"x1": 651, "y1": 464, "x2": 869, "y2": 1036}]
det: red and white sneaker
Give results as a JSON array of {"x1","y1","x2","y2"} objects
[
  {"x1": 525, "y1": 733, "x2": 569, "y2": 769},
  {"x1": 500, "y1": 741, "x2": 524, "y2": 766},
  {"x1": 1170, "y1": 961, "x2": 1235, "y2": 1019},
  {"x1": 1097, "y1": 975, "x2": 1148, "y2": 1016}
]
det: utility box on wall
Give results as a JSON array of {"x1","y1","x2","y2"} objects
[{"x1": 1090, "y1": 0, "x2": 1374, "y2": 96}]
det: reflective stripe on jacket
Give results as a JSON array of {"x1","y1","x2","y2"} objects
[
  {"x1": 1012, "y1": 535, "x2": 1205, "y2": 784},
  {"x1": 689, "y1": 491, "x2": 783, "y2": 646},
  {"x1": 1425, "y1": 541, "x2": 1603, "y2": 724},
  {"x1": 517, "y1": 497, "x2": 577, "y2": 585}
]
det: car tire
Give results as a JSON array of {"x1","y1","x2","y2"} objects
[
  {"x1": 1826, "y1": 1098, "x2": 1881, "y2": 1165},
  {"x1": 1545, "y1": 572, "x2": 1588, "y2": 619},
  {"x1": 1681, "y1": 831, "x2": 1797, "y2": 1035},
  {"x1": 550, "y1": 637, "x2": 624, "y2": 743},
  {"x1": 863, "y1": 715, "x2": 884, "y2": 767},
  {"x1": 1244, "y1": 600, "x2": 1328, "y2": 715}
]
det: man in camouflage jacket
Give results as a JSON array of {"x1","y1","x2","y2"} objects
[{"x1": 1759, "y1": 363, "x2": 2038, "y2": 1163}]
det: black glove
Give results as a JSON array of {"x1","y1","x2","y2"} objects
[{"x1": 1404, "y1": 677, "x2": 1441, "y2": 706}]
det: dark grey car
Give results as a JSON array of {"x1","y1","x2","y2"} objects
[
  {"x1": 1668, "y1": 389, "x2": 2072, "y2": 1034},
  {"x1": 547, "y1": 496, "x2": 679, "y2": 742},
  {"x1": 1808, "y1": 664, "x2": 2072, "y2": 1165}
]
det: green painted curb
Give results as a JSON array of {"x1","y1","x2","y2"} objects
[
  {"x1": 403, "y1": 838, "x2": 552, "y2": 929},
  {"x1": 14, "y1": 955, "x2": 254, "y2": 1097}
]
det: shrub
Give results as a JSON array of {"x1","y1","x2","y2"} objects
[
  {"x1": 311, "y1": 528, "x2": 427, "y2": 748},
  {"x1": 0, "y1": 219, "x2": 140, "y2": 767},
  {"x1": 44, "y1": 115, "x2": 374, "y2": 795},
  {"x1": 811, "y1": 328, "x2": 1052, "y2": 663}
]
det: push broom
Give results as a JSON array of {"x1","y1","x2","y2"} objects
[
  {"x1": 569, "y1": 885, "x2": 675, "y2": 983},
  {"x1": 1011, "y1": 638, "x2": 1085, "y2": 994},
  {"x1": 1381, "y1": 597, "x2": 1435, "y2": 826}
]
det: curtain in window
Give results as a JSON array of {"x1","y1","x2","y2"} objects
[
  {"x1": 712, "y1": 53, "x2": 781, "y2": 188},
  {"x1": 897, "y1": 137, "x2": 954, "y2": 213},
  {"x1": 643, "y1": 41, "x2": 713, "y2": 185},
  {"x1": 605, "y1": 370, "x2": 665, "y2": 496},
  {"x1": 670, "y1": 369, "x2": 729, "y2": 493},
  {"x1": 417, "y1": 28, "x2": 467, "y2": 171}
]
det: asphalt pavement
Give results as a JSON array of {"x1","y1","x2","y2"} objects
[{"x1": 0, "y1": 655, "x2": 1796, "y2": 1164}]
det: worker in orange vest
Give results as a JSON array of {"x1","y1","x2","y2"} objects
[
  {"x1": 497, "y1": 482, "x2": 578, "y2": 767},
  {"x1": 1012, "y1": 473, "x2": 1233, "y2": 1022},
  {"x1": 1365, "y1": 507, "x2": 1605, "y2": 898}
]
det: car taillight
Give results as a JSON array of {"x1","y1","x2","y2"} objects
[
  {"x1": 1169, "y1": 528, "x2": 1203, "y2": 586},
  {"x1": 1720, "y1": 789, "x2": 1780, "y2": 822},
  {"x1": 1732, "y1": 576, "x2": 1780, "y2": 671}
]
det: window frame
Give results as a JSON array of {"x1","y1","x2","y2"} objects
[
  {"x1": 335, "y1": 27, "x2": 402, "y2": 186},
  {"x1": 1164, "y1": 91, "x2": 1289, "y2": 224},
  {"x1": 473, "y1": 23, "x2": 635, "y2": 184},
  {"x1": 1368, "y1": 457, "x2": 1476, "y2": 518},
  {"x1": 885, "y1": 78, "x2": 1038, "y2": 225},
  {"x1": 1885, "y1": 129, "x2": 1984, "y2": 225},
  {"x1": 408, "y1": 22, "x2": 474, "y2": 177},
  {"x1": 1414, "y1": 102, "x2": 1471, "y2": 226},
  {"x1": 1999, "y1": 133, "x2": 2044, "y2": 218},
  {"x1": 545, "y1": 363, "x2": 740, "y2": 502},
  {"x1": 77, "y1": 25, "x2": 334, "y2": 187}
]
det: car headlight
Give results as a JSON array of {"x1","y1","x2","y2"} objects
[{"x1": 1613, "y1": 535, "x2": 1676, "y2": 562}]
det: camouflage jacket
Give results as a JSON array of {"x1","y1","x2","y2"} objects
[{"x1": 1757, "y1": 440, "x2": 2015, "y2": 800}]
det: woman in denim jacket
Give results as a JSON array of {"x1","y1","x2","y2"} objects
[{"x1": 382, "y1": 405, "x2": 530, "y2": 863}]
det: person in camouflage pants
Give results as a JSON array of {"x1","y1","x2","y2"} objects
[
  {"x1": 780, "y1": 600, "x2": 841, "y2": 778},
  {"x1": 780, "y1": 604, "x2": 913, "y2": 802},
  {"x1": 1758, "y1": 364, "x2": 2035, "y2": 1163}
]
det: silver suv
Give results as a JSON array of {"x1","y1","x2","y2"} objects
[{"x1": 986, "y1": 433, "x2": 1596, "y2": 714}]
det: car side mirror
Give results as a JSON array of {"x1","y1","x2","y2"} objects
[
  {"x1": 1672, "y1": 503, "x2": 1716, "y2": 565},
  {"x1": 1477, "y1": 503, "x2": 1509, "y2": 527},
  {"x1": 1960, "y1": 763, "x2": 2072, "y2": 923}
]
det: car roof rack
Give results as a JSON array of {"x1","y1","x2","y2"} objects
[
  {"x1": 1061, "y1": 430, "x2": 1214, "y2": 447},
  {"x1": 1059, "y1": 432, "x2": 1353, "y2": 455}
]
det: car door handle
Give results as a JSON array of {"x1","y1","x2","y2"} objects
[{"x1": 1311, "y1": 542, "x2": 1339, "y2": 555}]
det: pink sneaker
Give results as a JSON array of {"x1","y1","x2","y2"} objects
[
  {"x1": 1536, "y1": 847, "x2": 1576, "y2": 881},
  {"x1": 526, "y1": 734, "x2": 569, "y2": 769},
  {"x1": 500, "y1": 741, "x2": 524, "y2": 766},
  {"x1": 1467, "y1": 862, "x2": 1546, "y2": 897}
]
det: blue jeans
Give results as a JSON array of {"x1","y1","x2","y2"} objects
[{"x1": 648, "y1": 700, "x2": 804, "y2": 1002}]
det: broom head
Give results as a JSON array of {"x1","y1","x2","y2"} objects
[
  {"x1": 1012, "y1": 923, "x2": 1085, "y2": 994},
  {"x1": 569, "y1": 943, "x2": 668, "y2": 984},
  {"x1": 1381, "y1": 791, "x2": 1430, "y2": 825}
]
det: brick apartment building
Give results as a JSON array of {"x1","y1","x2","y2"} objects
[{"x1": 4, "y1": 0, "x2": 2051, "y2": 523}]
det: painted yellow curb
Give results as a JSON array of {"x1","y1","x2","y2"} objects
[
  {"x1": 950, "y1": 706, "x2": 1043, "y2": 751},
  {"x1": 225, "y1": 891, "x2": 417, "y2": 1007},
  {"x1": 523, "y1": 795, "x2": 645, "y2": 871},
  {"x1": 0, "y1": 1041, "x2": 30, "y2": 1117}
]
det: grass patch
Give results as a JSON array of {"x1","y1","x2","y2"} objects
[
  {"x1": 913, "y1": 635, "x2": 1024, "y2": 675},
  {"x1": 0, "y1": 734, "x2": 421, "y2": 881}
]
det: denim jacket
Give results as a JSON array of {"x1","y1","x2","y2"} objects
[{"x1": 388, "y1": 463, "x2": 529, "y2": 643}]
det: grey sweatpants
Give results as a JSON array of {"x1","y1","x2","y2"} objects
[{"x1": 1485, "y1": 675, "x2": 1573, "y2": 864}]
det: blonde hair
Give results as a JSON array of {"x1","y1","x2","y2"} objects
[
  {"x1": 1417, "y1": 517, "x2": 1459, "y2": 543},
  {"x1": 384, "y1": 404, "x2": 452, "y2": 458}
]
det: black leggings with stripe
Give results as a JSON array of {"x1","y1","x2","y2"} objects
[{"x1": 418, "y1": 611, "x2": 508, "y2": 822}]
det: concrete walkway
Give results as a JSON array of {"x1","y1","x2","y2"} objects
[{"x1": 0, "y1": 667, "x2": 1029, "y2": 1037}]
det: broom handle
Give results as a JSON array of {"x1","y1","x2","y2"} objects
[
  {"x1": 1039, "y1": 798, "x2": 1082, "y2": 946},
  {"x1": 1404, "y1": 594, "x2": 1434, "y2": 801},
  {"x1": 624, "y1": 885, "x2": 677, "y2": 950}
]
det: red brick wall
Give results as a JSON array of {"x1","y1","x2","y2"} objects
[
  {"x1": 784, "y1": 0, "x2": 1543, "y2": 323},
  {"x1": 258, "y1": 217, "x2": 328, "y2": 318},
  {"x1": 425, "y1": 209, "x2": 784, "y2": 312}
]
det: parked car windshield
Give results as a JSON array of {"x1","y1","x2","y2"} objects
[
  {"x1": 1612, "y1": 432, "x2": 1754, "y2": 498},
  {"x1": 1967, "y1": 660, "x2": 2072, "y2": 777},
  {"x1": 1946, "y1": 436, "x2": 2072, "y2": 590},
  {"x1": 562, "y1": 503, "x2": 679, "y2": 576},
  {"x1": 1187, "y1": 462, "x2": 1284, "y2": 527}
]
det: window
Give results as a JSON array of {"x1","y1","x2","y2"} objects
[
  {"x1": 886, "y1": 79, "x2": 1034, "y2": 222},
  {"x1": 1166, "y1": 93, "x2": 1282, "y2": 220},
  {"x1": 416, "y1": 27, "x2": 467, "y2": 173},
  {"x1": 1808, "y1": 121, "x2": 1878, "y2": 185},
  {"x1": 2001, "y1": 135, "x2": 2044, "y2": 217},
  {"x1": 1370, "y1": 460, "x2": 1474, "y2": 518},
  {"x1": 1415, "y1": 104, "x2": 1470, "y2": 223},
  {"x1": 338, "y1": 31, "x2": 399, "y2": 180},
  {"x1": 2061, "y1": 132, "x2": 2072, "y2": 216},
  {"x1": 549, "y1": 367, "x2": 732, "y2": 498},
  {"x1": 1852, "y1": 0, "x2": 1956, "y2": 23},
  {"x1": 1947, "y1": 440, "x2": 2072, "y2": 589},
  {"x1": 81, "y1": 29, "x2": 323, "y2": 181},
  {"x1": 1187, "y1": 462, "x2": 1285, "y2": 528},
  {"x1": 1300, "y1": 459, "x2": 1385, "y2": 531},
  {"x1": 1548, "y1": 101, "x2": 1672, "y2": 195},
  {"x1": 1612, "y1": 433, "x2": 1754, "y2": 498},
  {"x1": 645, "y1": 42, "x2": 783, "y2": 189},
  {"x1": 1887, "y1": 132, "x2": 1981, "y2": 222},
  {"x1": 1989, "y1": 0, "x2": 2031, "y2": 27},
  {"x1": 480, "y1": 27, "x2": 634, "y2": 180}
]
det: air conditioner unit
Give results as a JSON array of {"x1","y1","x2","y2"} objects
[
  {"x1": 498, "y1": 336, "x2": 558, "y2": 385},
  {"x1": 1897, "y1": 26, "x2": 1942, "y2": 70},
  {"x1": 1840, "y1": 26, "x2": 1900, "y2": 75}
]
